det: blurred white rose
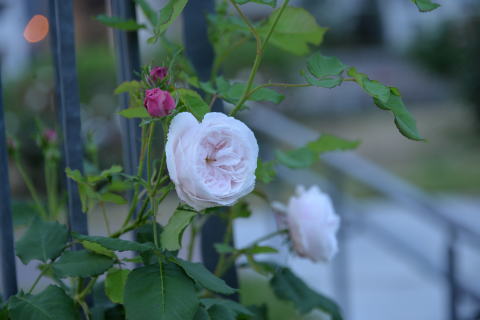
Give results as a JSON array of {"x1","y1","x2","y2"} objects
[
  {"x1": 165, "y1": 112, "x2": 258, "y2": 211},
  {"x1": 274, "y1": 185, "x2": 340, "y2": 262}
]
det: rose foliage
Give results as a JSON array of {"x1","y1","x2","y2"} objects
[{"x1": 3, "y1": 1, "x2": 438, "y2": 320}]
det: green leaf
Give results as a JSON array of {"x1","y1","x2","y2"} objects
[
  {"x1": 52, "y1": 250, "x2": 114, "y2": 278},
  {"x1": 114, "y1": 80, "x2": 141, "y2": 95},
  {"x1": 207, "y1": 304, "x2": 235, "y2": 320},
  {"x1": 155, "y1": 0, "x2": 188, "y2": 37},
  {"x1": 215, "y1": 78, "x2": 284, "y2": 105},
  {"x1": 81, "y1": 240, "x2": 116, "y2": 259},
  {"x1": 8, "y1": 286, "x2": 79, "y2": 320},
  {"x1": 411, "y1": 0, "x2": 440, "y2": 12},
  {"x1": 161, "y1": 209, "x2": 197, "y2": 251},
  {"x1": 193, "y1": 307, "x2": 210, "y2": 320},
  {"x1": 241, "y1": 304, "x2": 269, "y2": 320},
  {"x1": 95, "y1": 14, "x2": 146, "y2": 31},
  {"x1": 270, "y1": 267, "x2": 343, "y2": 320},
  {"x1": 15, "y1": 217, "x2": 68, "y2": 264},
  {"x1": 172, "y1": 258, "x2": 236, "y2": 295},
  {"x1": 249, "y1": 87, "x2": 284, "y2": 104},
  {"x1": 65, "y1": 168, "x2": 84, "y2": 183},
  {"x1": 276, "y1": 134, "x2": 360, "y2": 169},
  {"x1": 73, "y1": 233, "x2": 155, "y2": 252},
  {"x1": 275, "y1": 147, "x2": 316, "y2": 169},
  {"x1": 214, "y1": 243, "x2": 236, "y2": 254},
  {"x1": 303, "y1": 71, "x2": 342, "y2": 89},
  {"x1": 347, "y1": 67, "x2": 390, "y2": 103},
  {"x1": 99, "y1": 192, "x2": 127, "y2": 205},
  {"x1": 303, "y1": 53, "x2": 348, "y2": 88},
  {"x1": 118, "y1": 107, "x2": 150, "y2": 119},
  {"x1": 177, "y1": 89, "x2": 210, "y2": 121},
  {"x1": 235, "y1": 0, "x2": 277, "y2": 7},
  {"x1": 0, "y1": 306, "x2": 7, "y2": 320},
  {"x1": 374, "y1": 88, "x2": 424, "y2": 141},
  {"x1": 124, "y1": 263, "x2": 199, "y2": 320},
  {"x1": 246, "y1": 245, "x2": 278, "y2": 254},
  {"x1": 134, "y1": 0, "x2": 158, "y2": 25},
  {"x1": 105, "y1": 268, "x2": 130, "y2": 304},
  {"x1": 231, "y1": 201, "x2": 252, "y2": 219},
  {"x1": 260, "y1": 7, "x2": 327, "y2": 55},
  {"x1": 307, "y1": 134, "x2": 360, "y2": 154},
  {"x1": 201, "y1": 299, "x2": 253, "y2": 317},
  {"x1": 255, "y1": 159, "x2": 276, "y2": 183},
  {"x1": 307, "y1": 53, "x2": 348, "y2": 78}
]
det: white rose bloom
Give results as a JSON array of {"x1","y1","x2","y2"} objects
[
  {"x1": 165, "y1": 112, "x2": 258, "y2": 211},
  {"x1": 279, "y1": 185, "x2": 340, "y2": 262}
]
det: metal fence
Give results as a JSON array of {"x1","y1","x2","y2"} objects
[
  {"x1": 0, "y1": 0, "x2": 237, "y2": 300},
  {"x1": 0, "y1": 1, "x2": 479, "y2": 319}
]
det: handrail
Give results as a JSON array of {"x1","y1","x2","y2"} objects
[
  {"x1": 240, "y1": 104, "x2": 480, "y2": 245},
  {"x1": 273, "y1": 142, "x2": 480, "y2": 308},
  {"x1": 240, "y1": 103, "x2": 480, "y2": 317}
]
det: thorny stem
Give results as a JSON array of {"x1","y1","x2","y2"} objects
[{"x1": 229, "y1": 0, "x2": 291, "y2": 117}]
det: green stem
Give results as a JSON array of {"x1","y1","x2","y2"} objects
[
  {"x1": 187, "y1": 221, "x2": 197, "y2": 261},
  {"x1": 152, "y1": 197, "x2": 159, "y2": 248},
  {"x1": 229, "y1": 0, "x2": 291, "y2": 117},
  {"x1": 100, "y1": 202, "x2": 111, "y2": 236},
  {"x1": 214, "y1": 211, "x2": 235, "y2": 276},
  {"x1": 78, "y1": 301, "x2": 91, "y2": 320},
  {"x1": 246, "y1": 228, "x2": 288, "y2": 248},
  {"x1": 215, "y1": 229, "x2": 288, "y2": 278},
  {"x1": 121, "y1": 125, "x2": 148, "y2": 229},
  {"x1": 14, "y1": 154, "x2": 48, "y2": 220},
  {"x1": 28, "y1": 264, "x2": 51, "y2": 294},
  {"x1": 146, "y1": 122, "x2": 156, "y2": 184}
]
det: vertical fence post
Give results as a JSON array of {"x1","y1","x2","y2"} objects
[
  {"x1": 447, "y1": 227, "x2": 459, "y2": 320},
  {"x1": 109, "y1": 0, "x2": 141, "y2": 183},
  {"x1": 49, "y1": 0, "x2": 88, "y2": 237},
  {"x1": 328, "y1": 169, "x2": 350, "y2": 317},
  {"x1": 183, "y1": 0, "x2": 239, "y2": 297},
  {"x1": 0, "y1": 63, "x2": 18, "y2": 299}
]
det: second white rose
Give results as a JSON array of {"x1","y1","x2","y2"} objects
[
  {"x1": 165, "y1": 112, "x2": 259, "y2": 211},
  {"x1": 274, "y1": 185, "x2": 340, "y2": 262}
]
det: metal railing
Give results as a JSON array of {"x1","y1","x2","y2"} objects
[
  {"x1": 240, "y1": 103, "x2": 480, "y2": 319},
  {"x1": 0, "y1": 0, "x2": 236, "y2": 302},
  {"x1": 0, "y1": 1, "x2": 478, "y2": 320}
]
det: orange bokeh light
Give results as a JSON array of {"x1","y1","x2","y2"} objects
[{"x1": 23, "y1": 15, "x2": 49, "y2": 43}]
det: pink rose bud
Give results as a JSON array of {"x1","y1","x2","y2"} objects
[
  {"x1": 144, "y1": 88, "x2": 176, "y2": 117},
  {"x1": 150, "y1": 66, "x2": 168, "y2": 82},
  {"x1": 43, "y1": 129, "x2": 58, "y2": 143}
]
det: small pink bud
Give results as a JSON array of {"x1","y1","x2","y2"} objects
[
  {"x1": 43, "y1": 129, "x2": 58, "y2": 143},
  {"x1": 144, "y1": 88, "x2": 176, "y2": 117},
  {"x1": 149, "y1": 66, "x2": 168, "y2": 82}
]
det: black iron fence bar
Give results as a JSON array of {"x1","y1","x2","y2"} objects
[
  {"x1": 48, "y1": 0, "x2": 62, "y2": 128},
  {"x1": 241, "y1": 104, "x2": 480, "y2": 246},
  {"x1": 0, "y1": 64, "x2": 18, "y2": 299},
  {"x1": 109, "y1": 0, "x2": 141, "y2": 182},
  {"x1": 183, "y1": 0, "x2": 239, "y2": 297},
  {"x1": 50, "y1": 0, "x2": 88, "y2": 236}
]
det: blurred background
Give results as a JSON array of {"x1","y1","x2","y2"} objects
[{"x1": 0, "y1": 0, "x2": 479, "y2": 319}]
